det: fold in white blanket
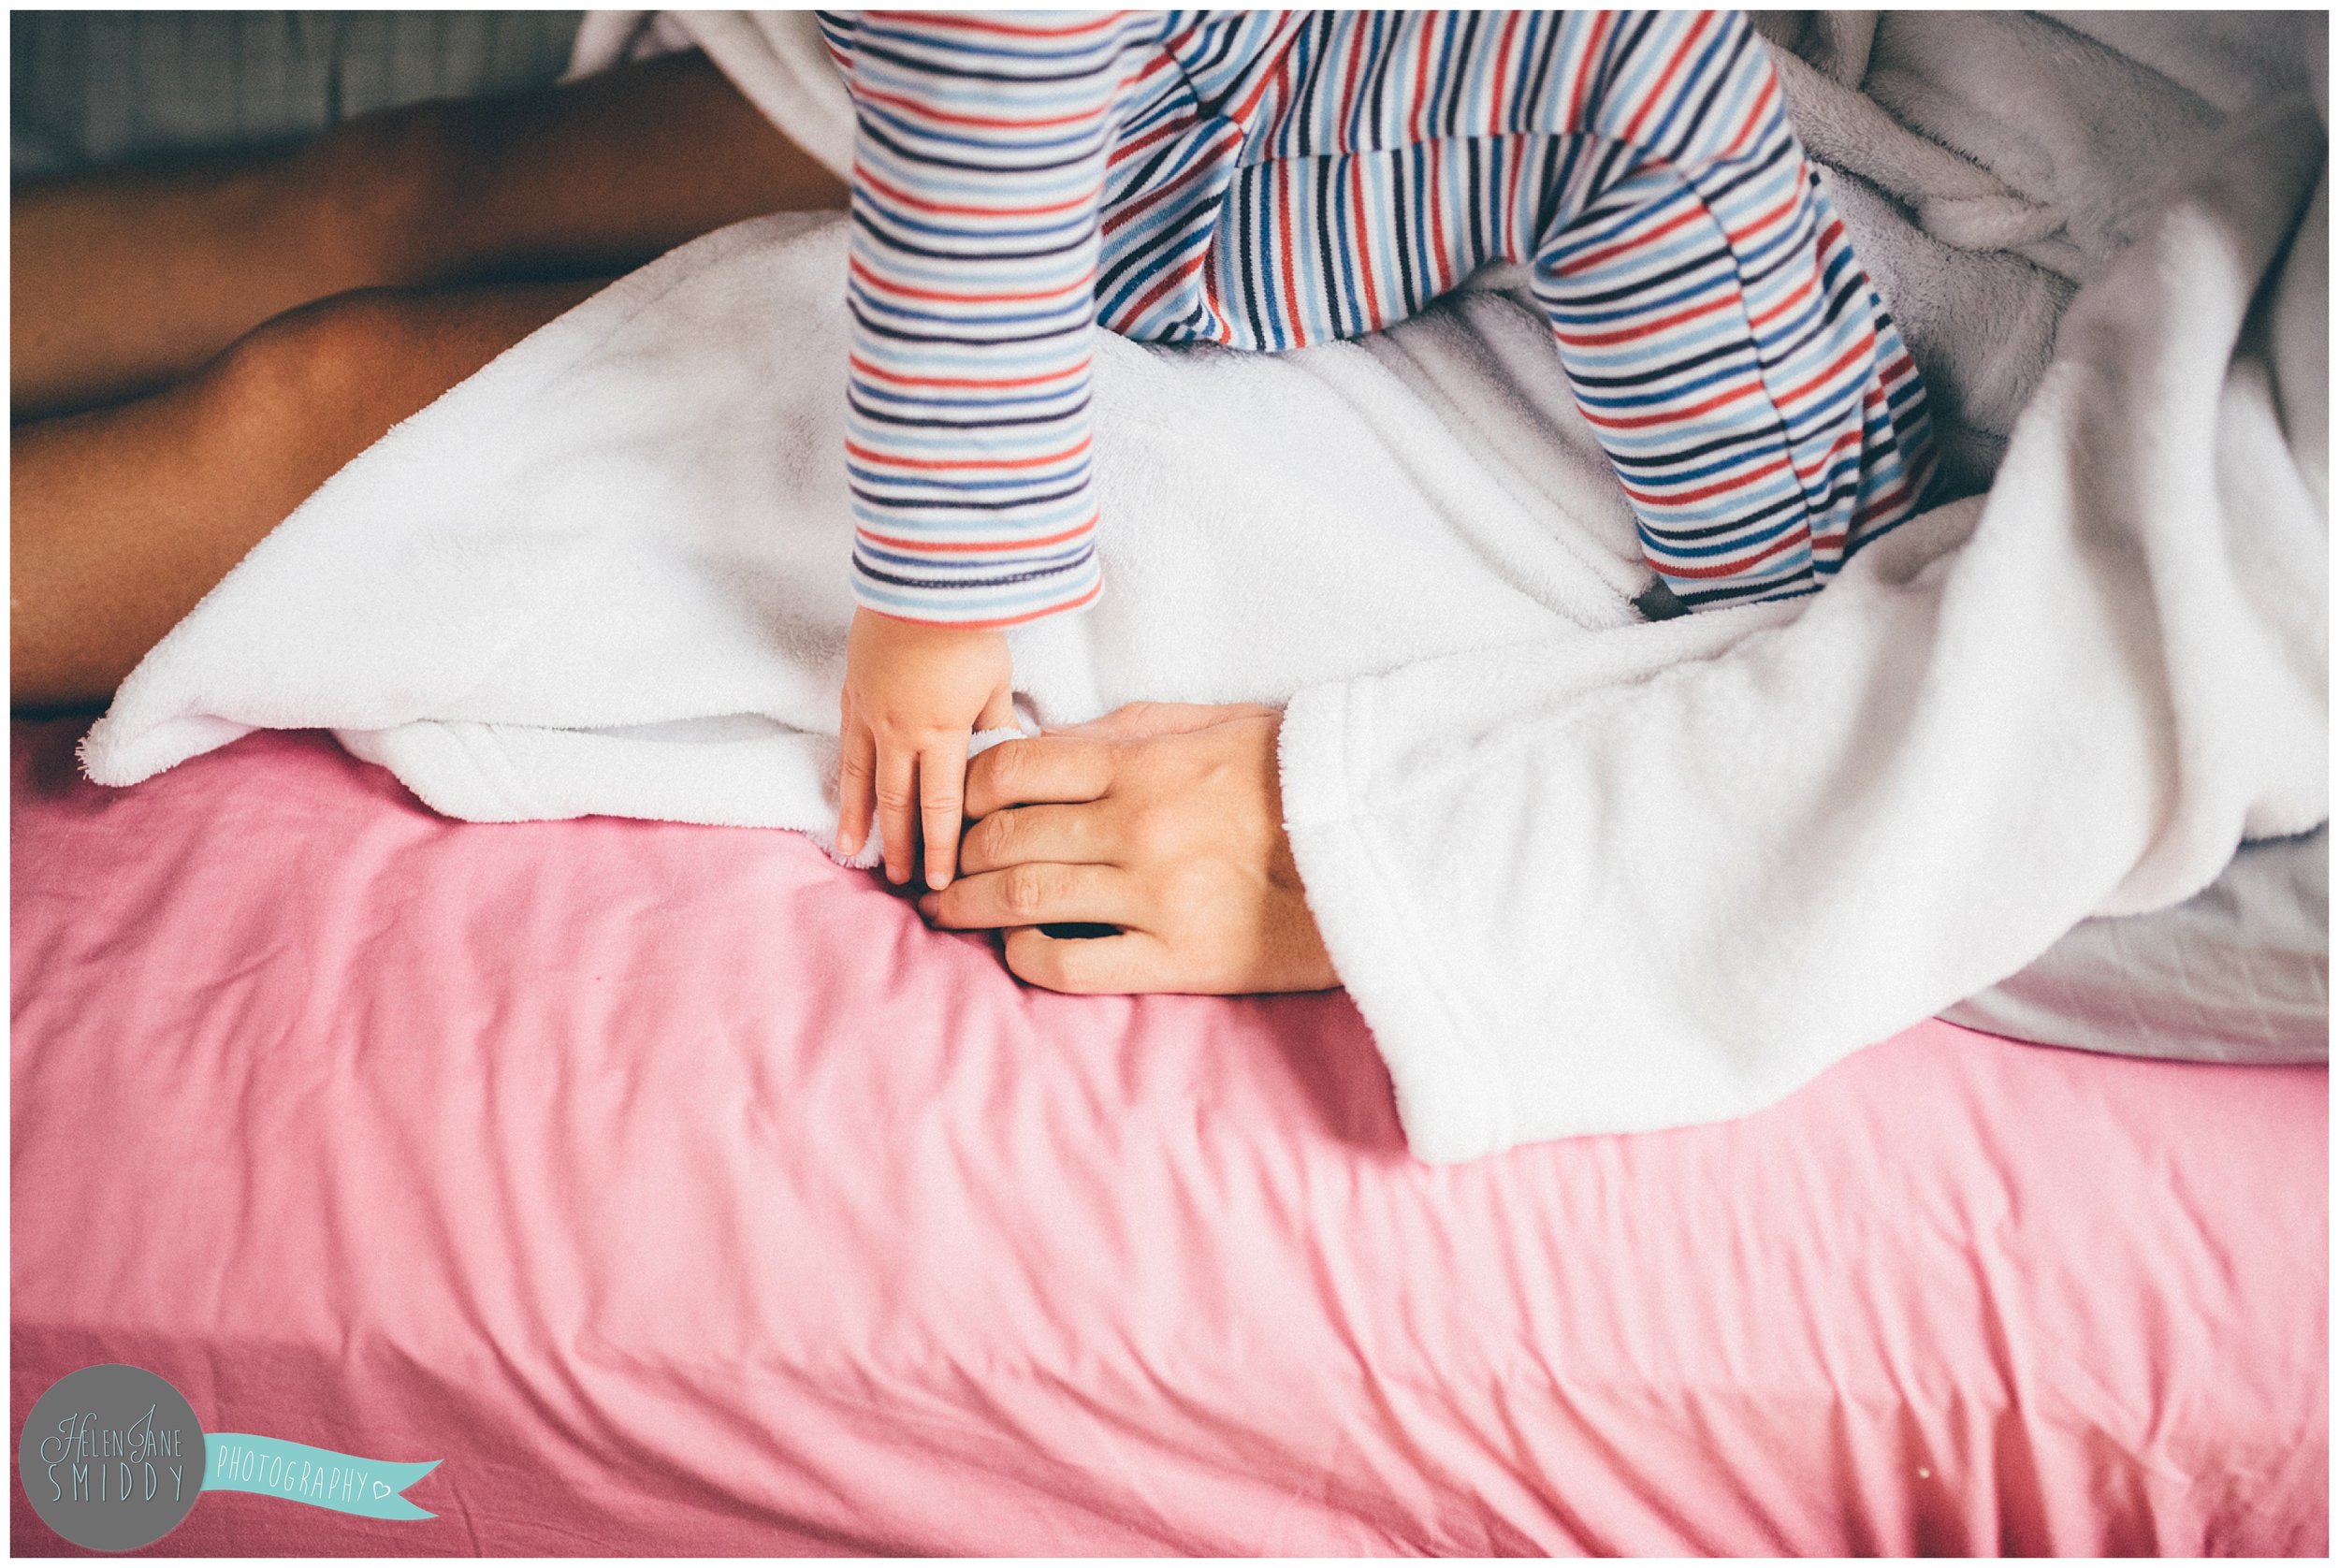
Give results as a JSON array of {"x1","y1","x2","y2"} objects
[{"x1": 81, "y1": 15, "x2": 2328, "y2": 1162}]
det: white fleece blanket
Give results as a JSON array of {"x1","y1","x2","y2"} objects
[{"x1": 80, "y1": 14, "x2": 2328, "y2": 1163}]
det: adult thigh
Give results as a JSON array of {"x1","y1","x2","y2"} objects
[
  {"x1": 10, "y1": 279, "x2": 603, "y2": 712},
  {"x1": 330, "y1": 48, "x2": 849, "y2": 288},
  {"x1": 10, "y1": 51, "x2": 840, "y2": 418}
]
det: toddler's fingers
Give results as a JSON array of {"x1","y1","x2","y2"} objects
[
  {"x1": 920, "y1": 740, "x2": 969, "y2": 891},
  {"x1": 836, "y1": 711, "x2": 877, "y2": 856},
  {"x1": 875, "y1": 739, "x2": 920, "y2": 885}
]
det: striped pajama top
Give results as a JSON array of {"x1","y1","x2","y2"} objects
[{"x1": 818, "y1": 9, "x2": 1937, "y2": 625}]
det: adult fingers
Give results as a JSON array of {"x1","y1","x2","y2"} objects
[
  {"x1": 875, "y1": 738, "x2": 920, "y2": 885},
  {"x1": 1041, "y1": 701, "x2": 1278, "y2": 741},
  {"x1": 957, "y1": 801, "x2": 1115, "y2": 875},
  {"x1": 963, "y1": 733, "x2": 1118, "y2": 819},
  {"x1": 1002, "y1": 926, "x2": 1176, "y2": 995},
  {"x1": 919, "y1": 738, "x2": 969, "y2": 892},
  {"x1": 920, "y1": 861, "x2": 1137, "y2": 932},
  {"x1": 835, "y1": 708, "x2": 877, "y2": 856}
]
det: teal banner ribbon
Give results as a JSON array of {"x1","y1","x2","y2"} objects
[{"x1": 202, "y1": 1433, "x2": 438, "y2": 1520}]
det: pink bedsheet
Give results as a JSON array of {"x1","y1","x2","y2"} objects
[{"x1": 11, "y1": 719, "x2": 2327, "y2": 1555}]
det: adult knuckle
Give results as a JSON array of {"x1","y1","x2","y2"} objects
[
  {"x1": 1001, "y1": 864, "x2": 1053, "y2": 919},
  {"x1": 1127, "y1": 800, "x2": 1186, "y2": 863},
  {"x1": 967, "y1": 807, "x2": 1020, "y2": 863},
  {"x1": 1113, "y1": 800, "x2": 1188, "y2": 870},
  {"x1": 983, "y1": 739, "x2": 1027, "y2": 793}
]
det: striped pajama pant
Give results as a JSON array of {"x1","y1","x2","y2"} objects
[
  {"x1": 828, "y1": 10, "x2": 1939, "y2": 623},
  {"x1": 1195, "y1": 117, "x2": 1937, "y2": 610}
]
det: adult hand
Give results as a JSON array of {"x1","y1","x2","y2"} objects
[{"x1": 918, "y1": 702, "x2": 1341, "y2": 995}]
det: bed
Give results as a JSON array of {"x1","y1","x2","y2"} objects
[
  {"x1": 10, "y1": 715, "x2": 2327, "y2": 1554},
  {"x1": 12, "y1": 9, "x2": 2331, "y2": 1555}
]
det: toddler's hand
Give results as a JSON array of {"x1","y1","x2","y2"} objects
[{"x1": 838, "y1": 606, "x2": 1016, "y2": 890}]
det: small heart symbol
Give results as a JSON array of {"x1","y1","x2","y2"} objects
[{"x1": 373, "y1": 1481, "x2": 390, "y2": 1498}]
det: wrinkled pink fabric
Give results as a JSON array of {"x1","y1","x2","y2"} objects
[{"x1": 11, "y1": 720, "x2": 2327, "y2": 1556}]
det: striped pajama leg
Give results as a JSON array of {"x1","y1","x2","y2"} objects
[
  {"x1": 1188, "y1": 13, "x2": 1936, "y2": 615},
  {"x1": 1531, "y1": 149, "x2": 1937, "y2": 610},
  {"x1": 1202, "y1": 126, "x2": 1935, "y2": 614}
]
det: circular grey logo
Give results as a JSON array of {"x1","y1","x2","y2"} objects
[{"x1": 18, "y1": 1365, "x2": 207, "y2": 1551}]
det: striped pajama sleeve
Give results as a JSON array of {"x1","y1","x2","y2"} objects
[{"x1": 834, "y1": 10, "x2": 1157, "y2": 629}]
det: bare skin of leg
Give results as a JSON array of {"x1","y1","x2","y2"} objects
[
  {"x1": 12, "y1": 49, "x2": 848, "y2": 712},
  {"x1": 12, "y1": 50, "x2": 846, "y2": 418},
  {"x1": 11, "y1": 280, "x2": 605, "y2": 712}
]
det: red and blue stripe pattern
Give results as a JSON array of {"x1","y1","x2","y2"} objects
[{"x1": 821, "y1": 10, "x2": 1936, "y2": 624}]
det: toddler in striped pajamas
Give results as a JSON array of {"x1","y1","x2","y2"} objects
[{"x1": 825, "y1": 9, "x2": 1938, "y2": 890}]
